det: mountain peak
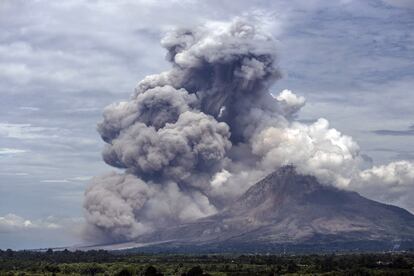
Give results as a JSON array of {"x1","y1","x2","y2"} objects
[
  {"x1": 234, "y1": 165, "x2": 321, "y2": 210},
  {"x1": 134, "y1": 168, "x2": 414, "y2": 253},
  {"x1": 274, "y1": 164, "x2": 297, "y2": 174}
]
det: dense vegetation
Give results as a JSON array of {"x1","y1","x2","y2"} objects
[{"x1": 1, "y1": 249, "x2": 413, "y2": 275}]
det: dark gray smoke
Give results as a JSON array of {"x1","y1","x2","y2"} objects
[{"x1": 84, "y1": 19, "x2": 372, "y2": 241}]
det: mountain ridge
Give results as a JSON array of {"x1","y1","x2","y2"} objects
[{"x1": 86, "y1": 166, "x2": 414, "y2": 253}]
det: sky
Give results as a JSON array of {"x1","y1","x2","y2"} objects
[{"x1": 1, "y1": 0, "x2": 414, "y2": 249}]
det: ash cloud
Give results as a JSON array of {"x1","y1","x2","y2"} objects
[{"x1": 84, "y1": 19, "x2": 414, "y2": 242}]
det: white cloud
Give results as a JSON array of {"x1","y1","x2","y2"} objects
[
  {"x1": 253, "y1": 117, "x2": 362, "y2": 188},
  {"x1": 275, "y1": 89, "x2": 306, "y2": 116},
  {"x1": 0, "y1": 123, "x2": 59, "y2": 139},
  {"x1": 40, "y1": 176, "x2": 92, "y2": 183},
  {"x1": 0, "y1": 172, "x2": 29, "y2": 176},
  {"x1": 276, "y1": 89, "x2": 305, "y2": 107},
  {"x1": 0, "y1": 214, "x2": 61, "y2": 233},
  {"x1": 19, "y1": 106, "x2": 39, "y2": 111},
  {"x1": 354, "y1": 160, "x2": 414, "y2": 212},
  {"x1": 0, "y1": 148, "x2": 27, "y2": 155},
  {"x1": 40, "y1": 179, "x2": 71, "y2": 183},
  {"x1": 70, "y1": 176, "x2": 92, "y2": 181},
  {"x1": 0, "y1": 213, "x2": 85, "y2": 249}
]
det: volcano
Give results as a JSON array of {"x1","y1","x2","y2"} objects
[{"x1": 122, "y1": 166, "x2": 414, "y2": 253}]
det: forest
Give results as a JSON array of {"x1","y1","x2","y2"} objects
[{"x1": 0, "y1": 249, "x2": 414, "y2": 275}]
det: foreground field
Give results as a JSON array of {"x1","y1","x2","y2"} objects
[{"x1": 0, "y1": 249, "x2": 413, "y2": 275}]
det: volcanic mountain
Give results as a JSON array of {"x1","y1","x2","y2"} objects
[{"x1": 125, "y1": 166, "x2": 414, "y2": 253}]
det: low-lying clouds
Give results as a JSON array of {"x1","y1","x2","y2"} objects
[
  {"x1": 0, "y1": 213, "x2": 83, "y2": 249},
  {"x1": 0, "y1": 213, "x2": 60, "y2": 232}
]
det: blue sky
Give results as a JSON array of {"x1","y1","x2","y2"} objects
[{"x1": 1, "y1": 0, "x2": 414, "y2": 249}]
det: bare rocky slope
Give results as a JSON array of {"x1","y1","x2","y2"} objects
[{"x1": 129, "y1": 166, "x2": 414, "y2": 253}]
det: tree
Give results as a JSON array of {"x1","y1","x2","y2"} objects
[
  {"x1": 80, "y1": 263, "x2": 105, "y2": 275},
  {"x1": 186, "y1": 266, "x2": 204, "y2": 276},
  {"x1": 116, "y1": 268, "x2": 132, "y2": 276},
  {"x1": 286, "y1": 260, "x2": 299, "y2": 273},
  {"x1": 390, "y1": 256, "x2": 411, "y2": 269},
  {"x1": 144, "y1": 266, "x2": 163, "y2": 276}
]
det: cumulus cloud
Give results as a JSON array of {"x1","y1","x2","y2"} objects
[
  {"x1": 252, "y1": 118, "x2": 362, "y2": 188},
  {"x1": 84, "y1": 18, "x2": 414, "y2": 242},
  {"x1": 354, "y1": 161, "x2": 414, "y2": 211},
  {"x1": 275, "y1": 89, "x2": 305, "y2": 117},
  {"x1": 0, "y1": 213, "x2": 62, "y2": 233},
  {"x1": 0, "y1": 213, "x2": 86, "y2": 249}
]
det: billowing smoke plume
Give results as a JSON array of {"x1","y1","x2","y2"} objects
[{"x1": 84, "y1": 19, "x2": 414, "y2": 242}]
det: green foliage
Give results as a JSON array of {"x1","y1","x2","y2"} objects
[
  {"x1": 0, "y1": 249, "x2": 413, "y2": 275},
  {"x1": 115, "y1": 267, "x2": 133, "y2": 276},
  {"x1": 185, "y1": 266, "x2": 204, "y2": 276},
  {"x1": 79, "y1": 263, "x2": 105, "y2": 275},
  {"x1": 143, "y1": 265, "x2": 163, "y2": 276}
]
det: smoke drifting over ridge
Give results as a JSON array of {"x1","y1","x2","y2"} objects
[{"x1": 84, "y1": 19, "x2": 414, "y2": 242}]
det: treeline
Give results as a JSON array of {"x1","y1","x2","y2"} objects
[
  {"x1": 0, "y1": 248, "x2": 116, "y2": 263},
  {"x1": 0, "y1": 249, "x2": 413, "y2": 275}
]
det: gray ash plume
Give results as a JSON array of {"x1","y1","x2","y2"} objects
[{"x1": 84, "y1": 19, "x2": 371, "y2": 242}]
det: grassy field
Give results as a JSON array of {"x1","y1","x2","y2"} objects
[{"x1": 1, "y1": 249, "x2": 413, "y2": 275}]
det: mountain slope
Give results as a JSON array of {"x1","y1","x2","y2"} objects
[{"x1": 134, "y1": 166, "x2": 414, "y2": 252}]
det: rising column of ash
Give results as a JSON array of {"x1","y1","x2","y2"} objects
[{"x1": 84, "y1": 19, "x2": 365, "y2": 242}]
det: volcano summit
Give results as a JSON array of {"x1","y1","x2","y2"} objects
[{"x1": 131, "y1": 166, "x2": 414, "y2": 253}]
